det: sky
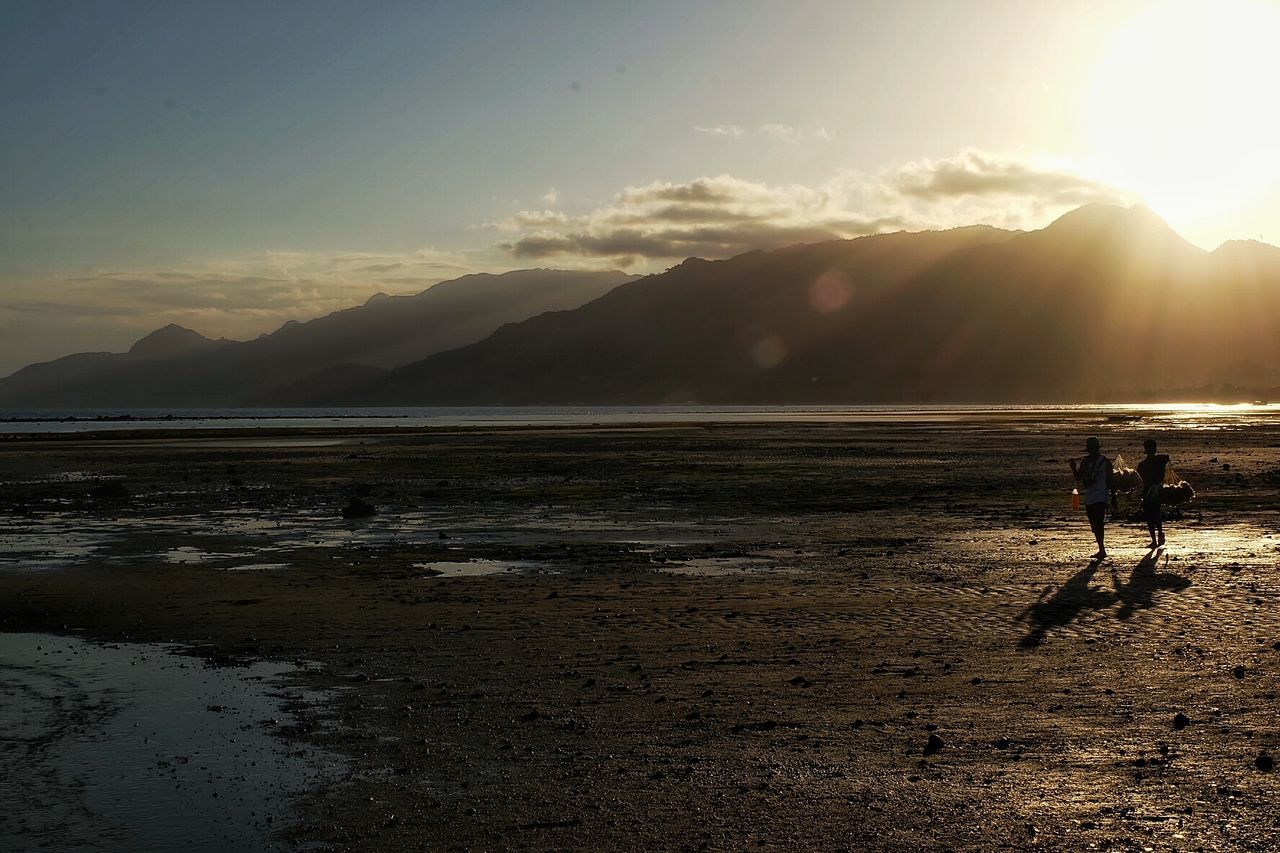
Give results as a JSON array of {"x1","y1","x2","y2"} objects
[{"x1": 4, "y1": 0, "x2": 1280, "y2": 374}]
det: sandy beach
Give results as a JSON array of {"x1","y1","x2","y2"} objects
[{"x1": 4, "y1": 414, "x2": 1280, "y2": 851}]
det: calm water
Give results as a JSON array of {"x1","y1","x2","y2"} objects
[
  {"x1": 3, "y1": 403, "x2": 1279, "y2": 434},
  {"x1": 0, "y1": 633, "x2": 341, "y2": 852}
]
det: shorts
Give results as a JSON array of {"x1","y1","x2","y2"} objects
[{"x1": 1086, "y1": 502, "x2": 1107, "y2": 529}]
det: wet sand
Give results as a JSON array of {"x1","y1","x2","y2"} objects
[{"x1": 3, "y1": 416, "x2": 1280, "y2": 850}]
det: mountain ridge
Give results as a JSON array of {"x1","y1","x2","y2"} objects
[
  {"x1": 0, "y1": 269, "x2": 635, "y2": 407},
  {"x1": 325, "y1": 205, "x2": 1280, "y2": 405}
]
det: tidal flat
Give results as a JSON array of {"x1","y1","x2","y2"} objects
[{"x1": 3, "y1": 416, "x2": 1280, "y2": 850}]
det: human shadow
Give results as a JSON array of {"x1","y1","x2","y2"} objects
[
  {"x1": 1019, "y1": 559, "x2": 1117, "y2": 648},
  {"x1": 1110, "y1": 549, "x2": 1191, "y2": 620}
]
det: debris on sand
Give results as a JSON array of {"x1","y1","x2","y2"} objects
[
  {"x1": 1173, "y1": 712, "x2": 1190, "y2": 730},
  {"x1": 90, "y1": 481, "x2": 131, "y2": 500},
  {"x1": 923, "y1": 733, "x2": 945, "y2": 756},
  {"x1": 342, "y1": 497, "x2": 376, "y2": 519}
]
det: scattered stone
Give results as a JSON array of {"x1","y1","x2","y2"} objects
[
  {"x1": 923, "y1": 733, "x2": 945, "y2": 756},
  {"x1": 1173, "y1": 712, "x2": 1190, "y2": 731},
  {"x1": 341, "y1": 497, "x2": 376, "y2": 519},
  {"x1": 90, "y1": 481, "x2": 130, "y2": 500}
]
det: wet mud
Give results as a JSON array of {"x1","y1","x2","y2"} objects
[{"x1": 3, "y1": 416, "x2": 1280, "y2": 850}]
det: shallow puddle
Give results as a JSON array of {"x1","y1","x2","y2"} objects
[
  {"x1": 0, "y1": 633, "x2": 342, "y2": 852},
  {"x1": 658, "y1": 556, "x2": 786, "y2": 576},
  {"x1": 164, "y1": 546, "x2": 250, "y2": 564},
  {"x1": 414, "y1": 559, "x2": 540, "y2": 577}
]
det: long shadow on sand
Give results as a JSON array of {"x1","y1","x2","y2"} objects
[
  {"x1": 1019, "y1": 551, "x2": 1192, "y2": 647},
  {"x1": 1019, "y1": 559, "x2": 1116, "y2": 648},
  {"x1": 1110, "y1": 549, "x2": 1192, "y2": 620}
]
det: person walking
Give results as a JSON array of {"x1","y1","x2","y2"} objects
[
  {"x1": 1136, "y1": 438, "x2": 1170, "y2": 549},
  {"x1": 1070, "y1": 436, "x2": 1117, "y2": 560}
]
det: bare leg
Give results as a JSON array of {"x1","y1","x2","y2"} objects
[{"x1": 1087, "y1": 504, "x2": 1107, "y2": 558}]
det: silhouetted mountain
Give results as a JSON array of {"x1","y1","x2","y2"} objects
[
  {"x1": 250, "y1": 363, "x2": 389, "y2": 407},
  {"x1": 329, "y1": 205, "x2": 1280, "y2": 404},
  {"x1": 0, "y1": 325, "x2": 228, "y2": 402},
  {"x1": 127, "y1": 323, "x2": 225, "y2": 360},
  {"x1": 0, "y1": 269, "x2": 634, "y2": 406}
]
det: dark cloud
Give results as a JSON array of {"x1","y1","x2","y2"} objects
[
  {"x1": 892, "y1": 152, "x2": 1126, "y2": 206},
  {"x1": 493, "y1": 154, "x2": 1130, "y2": 268},
  {"x1": 504, "y1": 217, "x2": 905, "y2": 264}
]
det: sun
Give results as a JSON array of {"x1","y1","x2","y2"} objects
[{"x1": 1087, "y1": 0, "x2": 1280, "y2": 228}]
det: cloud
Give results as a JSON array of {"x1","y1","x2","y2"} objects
[
  {"x1": 492, "y1": 173, "x2": 903, "y2": 267},
  {"x1": 696, "y1": 124, "x2": 746, "y2": 139},
  {"x1": 543, "y1": 187, "x2": 559, "y2": 205},
  {"x1": 758, "y1": 122, "x2": 833, "y2": 143},
  {"x1": 488, "y1": 151, "x2": 1133, "y2": 269},
  {"x1": 696, "y1": 123, "x2": 832, "y2": 142},
  {"x1": 890, "y1": 151, "x2": 1126, "y2": 207}
]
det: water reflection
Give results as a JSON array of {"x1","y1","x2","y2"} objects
[{"x1": 0, "y1": 633, "x2": 341, "y2": 852}]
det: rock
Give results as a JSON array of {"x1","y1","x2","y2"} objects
[
  {"x1": 1233, "y1": 665, "x2": 1247, "y2": 679},
  {"x1": 90, "y1": 481, "x2": 131, "y2": 500},
  {"x1": 1256, "y1": 751, "x2": 1274, "y2": 772},
  {"x1": 1173, "y1": 712, "x2": 1190, "y2": 730},
  {"x1": 341, "y1": 497, "x2": 376, "y2": 519},
  {"x1": 992, "y1": 737, "x2": 1010, "y2": 749},
  {"x1": 519, "y1": 709, "x2": 542, "y2": 723},
  {"x1": 923, "y1": 733, "x2": 945, "y2": 756}
]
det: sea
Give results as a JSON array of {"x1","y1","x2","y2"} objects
[{"x1": 2, "y1": 403, "x2": 1279, "y2": 434}]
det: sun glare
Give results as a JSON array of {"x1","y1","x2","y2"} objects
[{"x1": 1087, "y1": 0, "x2": 1280, "y2": 228}]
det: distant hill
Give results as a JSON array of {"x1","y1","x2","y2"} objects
[
  {"x1": 326, "y1": 204, "x2": 1280, "y2": 404},
  {"x1": 0, "y1": 269, "x2": 635, "y2": 407}
]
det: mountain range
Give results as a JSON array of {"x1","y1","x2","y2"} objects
[
  {"x1": 0, "y1": 269, "x2": 633, "y2": 407},
  {"x1": 5, "y1": 204, "x2": 1280, "y2": 407}
]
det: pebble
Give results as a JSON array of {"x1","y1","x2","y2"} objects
[{"x1": 341, "y1": 497, "x2": 376, "y2": 519}]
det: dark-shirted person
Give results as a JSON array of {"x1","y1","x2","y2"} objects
[
  {"x1": 1137, "y1": 438, "x2": 1170, "y2": 549},
  {"x1": 1069, "y1": 436, "x2": 1117, "y2": 561}
]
